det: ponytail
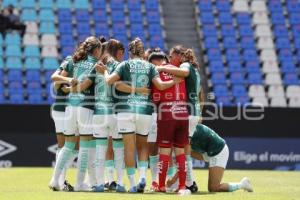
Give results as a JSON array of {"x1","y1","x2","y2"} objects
[
  {"x1": 182, "y1": 48, "x2": 199, "y2": 69},
  {"x1": 72, "y1": 36, "x2": 101, "y2": 63},
  {"x1": 129, "y1": 37, "x2": 145, "y2": 58}
]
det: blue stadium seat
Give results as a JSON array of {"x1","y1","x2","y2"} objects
[
  {"x1": 239, "y1": 25, "x2": 254, "y2": 37},
  {"x1": 95, "y1": 23, "x2": 109, "y2": 37},
  {"x1": 43, "y1": 58, "x2": 59, "y2": 70},
  {"x1": 129, "y1": 11, "x2": 143, "y2": 23},
  {"x1": 243, "y1": 49, "x2": 258, "y2": 61},
  {"x1": 60, "y1": 35, "x2": 75, "y2": 46},
  {"x1": 76, "y1": 10, "x2": 90, "y2": 22},
  {"x1": 235, "y1": 96, "x2": 250, "y2": 105},
  {"x1": 268, "y1": 0, "x2": 283, "y2": 12},
  {"x1": 27, "y1": 81, "x2": 42, "y2": 94},
  {"x1": 230, "y1": 72, "x2": 246, "y2": 84},
  {"x1": 21, "y1": 9, "x2": 37, "y2": 21},
  {"x1": 200, "y1": 12, "x2": 215, "y2": 24},
  {"x1": 218, "y1": 12, "x2": 232, "y2": 24},
  {"x1": 207, "y1": 49, "x2": 222, "y2": 61},
  {"x1": 281, "y1": 61, "x2": 298, "y2": 73},
  {"x1": 214, "y1": 85, "x2": 230, "y2": 97},
  {"x1": 6, "y1": 45, "x2": 22, "y2": 57},
  {"x1": 228, "y1": 61, "x2": 243, "y2": 72},
  {"x1": 28, "y1": 94, "x2": 44, "y2": 104},
  {"x1": 62, "y1": 46, "x2": 75, "y2": 58},
  {"x1": 198, "y1": 0, "x2": 212, "y2": 11},
  {"x1": 223, "y1": 37, "x2": 237, "y2": 49},
  {"x1": 287, "y1": 1, "x2": 300, "y2": 13},
  {"x1": 93, "y1": 10, "x2": 108, "y2": 22},
  {"x1": 8, "y1": 70, "x2": 23, "y2": 81},
  {"x1": 283, "y1": 73, "x2": 299, "y2": 85},
  {"x1": 148, "y1": 24, "x2": 162, "y2": 36},
  {"x1": 216, "y1": 96, "x2": 233, "y2": 106},
  {"x1": 56, "y1": 0, "x2": 72, "y2": 9},
  {"x1": 26, "y1": 70, "x2": 41, "y2": 82},
  {"x1": 74, "y1": 0, "x2": 89, "y2": 9},
  {"x1": 40, "y1": 22, "x2": 56, "y2": 34},
  {"x1": 92, "y1": 0, "x2": 106, "y2": 9},
  {"x1": 245, "y1": 61, "x2": 261, "y2": 73},
  {"x1": 0, "y1": 47, "x2": 3, "y2": 57},
  {"x1": 294, "y1": 38, "x2": 300, "y2": 50},
  {"x1": 236, "y1": 13, "x2": 251, "y2": 25},
  {"x1": 112, "y1": 23, "x2": 127, "y2": 35},
  {"x1": 58, "y1": 9, "x2": 72, "y2": 22},
  {"x1": 221, "y1": 25, "x2": 236, "y2": 37},
  {"x1": 147, "y1": 11, "x2": 160, "y2": 23},
  {"x1": 59, "y1": 22, "x2": 73, "y2": 34},
  {"x1": 0, "y1": 58, "x2": 3, "y2": 68},
  {"x1": 211, "y1": 72, "x2": 227, "y2": 84},
  {"x1": 271, "y1": 13, "x2": 285, "y2": 25},
  {"x1": 115, "y1": 35, "x2": 128, "y2": 47},
  {"x1": 232, "y1": 85, "x2": 247, "y2": 97},
  {"x1": 279, "y1": 49, "x2": 295, "y2": 63},
  {"x1": 248, "y1": 73, "x2": 263, "y2": 84},
  {"x1": 10, "y1": 94, "x2": 24, "y2": 104},
  {"x1": 39, "y1": 9, "x2": 55, "y2": 22},
  {"x1": 276, "y1": 37, "x2": 291, "y2": 49},
  {"x1": 204, "y1": 37, "x2": 219, "y2": 48},
  {"x1": 44, "y1": 70, "x2": 56, "y2": 82},
  {"x1": 0, "y1": 34, "x2": 3, "y2": 45},
  {"x1": 292, "y1": 25, "x2": 300, "y2": 38},
  {"x1": 209, "y1": 61, "x2": 225, "y2": 73},
  {"x1": 128, "y1": 0, "x2": 142, "y2": 10},
  {"x1": 145, "y1": 0, "x2": 159, "y2": 10},
  {"x1": 202, "y1": 24, "x2": 217, "y2": 37},
  {"x1": 6, "y1": 57, "x2": 22, "y2": 69},
  {"x1": 25, "y1": 58, "x2": 41, "y2": 69},
  {"x1": 40, "y1": 0, "x2": 54, "y2": 9},
  {"x1": 273, "y1": 25, "x2": 289, "y2": 38},
  {"x1": 0, "y1": 70, "x2": 3, "y2": 80},
  {"x1": 24, "y1": 46, "x2": 40, "y2": 57},
  {"x1": 240, "y1": 37, "x2": 255, "y2": 49},
  {"x1": 130, "y1": 24, "x2": 145, "y2": 37},
  {"x1": 3, "y1": 0, "x2": 18, "y2": 7},
  {"x1": 150, "y1": 36, "x2": 164, "y2": 49},
  {"x1": 110, "y1": 0, "x2": 125, "y2": 10},
  {"x1": 111, "y1": 11, "x2": 125, "y2": 22},
  {"x1": 226, "y1": 49, "x2": 241, "y2": 61},
  {"x1": 19, "y1": 0, "x2": 35, "y2": 8},
  {"x1": 216, "y1": 0, "x2": 231, "y2": 11},
  {"x1": 5, "y1": 33, "x2": 21, "y2": 45}
]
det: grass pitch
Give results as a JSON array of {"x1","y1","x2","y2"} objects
[{"x1": 0, "y1": 168, "x2": 299, "y2": 200}]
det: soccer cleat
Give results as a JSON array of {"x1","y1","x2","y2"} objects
[
  {"x1": 136, "y1": 178, "x2": 146, "y2": 193},
  {"x1": 186, "y1": 181, "x2": 198, "y2": 193},
  {"x1": 178, "y1": 189, "x2": 191, "y2": 196},
  {"x1": 92, "y1": 184, "x2": 105, "y2": 192},
  {"x1": 49, "y1": 180, "x2": 61, "y2": 191},
  {"x1": 128, "y1": 186, "x2": 137, "y2": 193},
  {"x1": 116, "y1": 184, "x2": 126, "y2": 193},
  {"x1": 109, "y1": 181, "x2": 117, "y2": 191},
  {"x1": 74, "y1": 183, "x2": 92, "y2": 192},
  {"x1": 104, "y1": 182, "x2": 109, "y2": 190},
  {"x1": 61, "y1": 181, "x2": 74, "y2": 192},
  {"x1": 150, "y1": 181, "x2": 159, "y2": 192},
  {"x1": 240, "y1": 177, "x2": 253, "y2": 192}
]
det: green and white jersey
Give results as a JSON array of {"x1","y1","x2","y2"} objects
[
  {"x1": 180, "y1": 62, "x2": 201, "y2": 116},
  {"x1": 113, "y1": 58, "x2": 159, "y2": 115},
  {"x1": 65, "y1": 55, "x2": 96, "y2": 110},
  {"x1": 88, "y1": 57, "x2": 119, "y2": 115},
  {"x1": 191, "y1": 124, "x2": 226, "y2": 157},
  {"x1": 52, "y1": 56, "x2": 72, "y2": 112}
]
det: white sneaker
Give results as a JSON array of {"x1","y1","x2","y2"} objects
[
  {"x1": 74, "y1": 183, "x2": 92, "y2": 192},
  {"x1": 240, "y1": 177, "x2": 253, "y2": 192},
  {"x1": 178, "y1": 189, "x2": 191, "y2": 196}
]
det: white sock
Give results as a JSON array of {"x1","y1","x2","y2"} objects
[
  {"x1": 149, "y1": 155, "x2": 158, "y2": 183},
  {"x1": 186, "y1": 155, "x2": 194, "y2": 187},
  {"x1": 76, "y1": 141, "x2": 90, "y2": 187},
  {"x1": 95, "y1": 139, "x2": 108, "y2": 186},
  {"x1": 55, "y1": 147, "x2": 61, "y2": 164},
  {"x1": 113, "y1": 140, "x2": 125, "y2": 186},
  {"x1": 59, "y1": 149, "x2": 78, "y2": 187},
  {"x1": 105, "y1": 160, "x2": 114, "y2": 184},
  {"x1": 138, "y1": 161, "x2": 148, "y2": 183},
  {"x1": 87, "y1": 140, "x2": 97, "y2": 187}
]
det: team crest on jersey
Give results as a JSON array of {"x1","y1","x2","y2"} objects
[{"x1": 0, "y1": 140, "x2": 17, "y2": 157}]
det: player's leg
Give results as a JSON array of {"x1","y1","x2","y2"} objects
[
  {"x1": 136, "y1": 114, "x2": 152, "y2": 193},
  {"x1": 105, "y1": 137, "x2": 116, "y2": 190},
  {"x1": 118, "y1": 113, "x2": 136, "y2": 192}
]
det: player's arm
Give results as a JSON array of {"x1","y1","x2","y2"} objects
[
  {"x1": 191, "y1": 151, "x2": 204, "y2": 161},
  {"x1": 51, "y1": 70, "x2": 78, "y2": 86},
  {"x1": 156, "y1": 63, "x2": 190, "y2": 78},
  {"x1": 66, "y1": 79, "x2": 93, "y2": 93},
  {"x1": 95, "y1": 62, "x2": 121, "y2": 85},
  {"x1": 115, "y1": 81, "x2": 150, "y2": 95}
]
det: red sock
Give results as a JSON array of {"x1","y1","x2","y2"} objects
[
  {"x1": 176, "y1": 154, "x2": 187, "y2": 190},
  {"x1": 158, "y1": 154, "x2": 170, "y2": 188}
]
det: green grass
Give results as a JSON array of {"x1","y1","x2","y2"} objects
[{"x1": 0, "y1": 168, "x2": 299, "y2": 200}]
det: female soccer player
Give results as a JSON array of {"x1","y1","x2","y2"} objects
[
  {"x1": 97, "y1": 38, "x2": 179, "y2": 193},
  {"x1": 167, "y1": 124, "x2": 253, "y2": 193},
  {"x1": 157, "y1": 46, "x2": 202, "y2": 192},
  {"x1": 49, "y1": 36, "x2": 101, "y2": 192}
]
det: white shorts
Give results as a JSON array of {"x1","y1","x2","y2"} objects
[
  {"x1": 93, "y1": 114, "x2": 121, "y2": 139},
  {"x1": 51, "y1": 110, "x2": 65, "y2": 133},
  {"x1": 147, "y1": 113, "x2": 158, "y2": 142},
  {"x1": 203, "y1": 144, "x2": 229, "y2": 169},
  {"x1": 189, "y1": 115, "x2": 201, "y2": 137},
  {"x1": 117, "y1": 112, "x2": 152, "y2": 136},
  {"x1": 64, "y1": 106, "x2": 93, "y2": 136}
]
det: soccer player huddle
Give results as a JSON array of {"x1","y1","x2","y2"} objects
[{"x1": 49, "y1": 36, "x2": 253, "y2": 195}]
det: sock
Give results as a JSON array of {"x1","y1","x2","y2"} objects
[
  {"x1": 126, "y1": 167, "x2": 136, "y2": 188},
  {"x1": 95, "y1": 139, "x2": 108, "y2": 186},
  {"x1": 228, "y1": 183, "x2": 242, "y2": 192},
  {"x1": 167, "y1": 166, "x2": 176, "y2": 180},
  {"x1": 55, "y1": 147, "x2": 61, "y2": 165},
  {"x1": 149, "y1": 155, "x2": 158, "y2": 183},
  {"x1": 52, "y1": 142, "x2": 75, "y2": 186},
  {"x1": 58, "y1": 149, "x2": 78, "y2": 187},
  {"x1": 87, "y1": 140, "x2": 97, "y2": 187},
  {"x1": 186, "y1": 155, "x2": 194, "y2": 187},
  {"x1": 105, "y1": 160, "x2": 114, "y2": 184},
  {"x1": 138, "y1": 160, "x2": 148, "y2": 183},
  {"x1": 113, "y1": 140, "x2": 125, "y2": 186},
  {"x1": 158, "y1": 154, "x2": 170, "y2": 188},
  {"x1": 176, "y1": 154, "x2": 187, "y2": 190},
  {"x1": 76, "y1": 140, "x2": 91, "y2": 187}
]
